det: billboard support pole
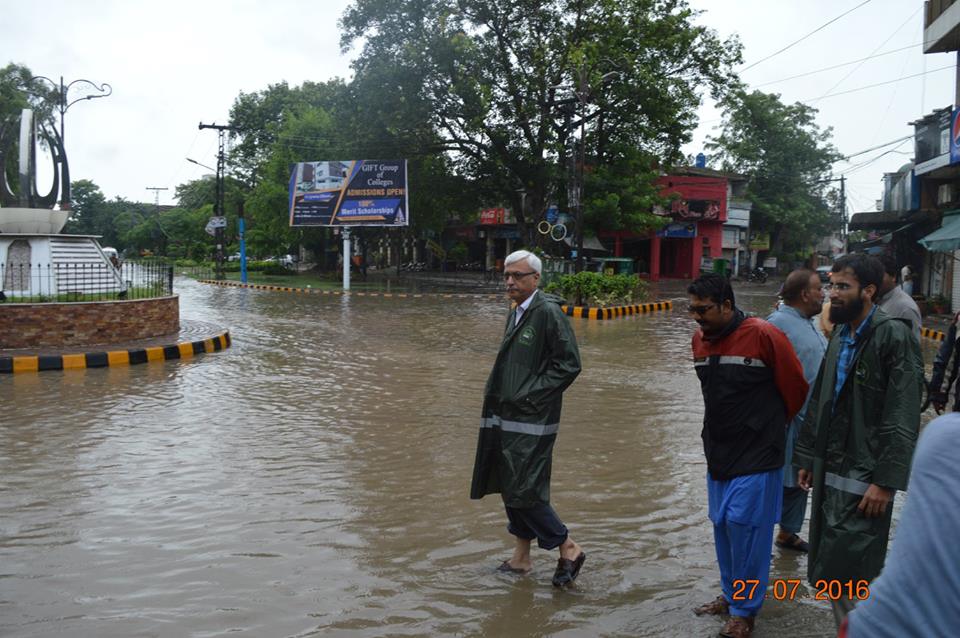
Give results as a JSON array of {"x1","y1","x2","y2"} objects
[{"x1": 343, "y1": 227, "x2": 352, "y2": 291}]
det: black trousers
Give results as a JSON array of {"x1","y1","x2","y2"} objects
[{"x1": 504, "y1": 503, "x2": 569, "y2": 550}]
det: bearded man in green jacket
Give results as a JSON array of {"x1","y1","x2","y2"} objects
[
  {"x1": 795, "y1": 253, "x2": 923, "y2": 630},
  {"x1": 470, "y1": 249, "x2": 585, "y2": 587}
]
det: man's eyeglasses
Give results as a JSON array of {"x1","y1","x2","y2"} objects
[
  {"x1": 503, "y1": 271, "x2": 537, "y2": 281},
  {"x1": 687, "y1": 303, "x2": 717, "y2": 315}
]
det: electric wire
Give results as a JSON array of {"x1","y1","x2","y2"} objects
[
  {"x1": 752, "y1": 42, "x2": 921, "y2": 88},
  {"x1": 815, "y1": 5, "x2": 922, "y2": 101},
  {"x1": 740, "y1": 0, "x2": 874, "y2": 73},
  {"x1": 803, "y1": 65, "x2": 954, "y2": 102}
]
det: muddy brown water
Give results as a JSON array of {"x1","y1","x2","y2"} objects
[{"x1": 0, "y1": 278, "x2": 940, "y2": 637}]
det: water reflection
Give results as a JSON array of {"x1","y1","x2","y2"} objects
[{"x1": 0, "y1": 278, "x2": 936, "y2": 636}]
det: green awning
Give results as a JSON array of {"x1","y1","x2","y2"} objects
[{"x1": 919, "y1": 214, "x2": 960, "y2": 252}]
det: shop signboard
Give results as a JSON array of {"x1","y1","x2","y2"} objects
[
  {"x1": 656, "y1": 222, "x2": 697, "y2": 238},
  {"x1": 748, "y1": 232, "x2": 770, "y2": 250}
]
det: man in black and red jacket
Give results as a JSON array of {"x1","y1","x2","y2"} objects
[{"x1": 688, "y1": 274, "x2": 808, "y2": 638}]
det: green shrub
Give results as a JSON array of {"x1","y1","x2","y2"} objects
[
  {"x1": 543, "y1": 271, "x2": 648, "y2": 307},
  {"x1": 448, "y1": 242, "x2": 468, "y2": 262}
]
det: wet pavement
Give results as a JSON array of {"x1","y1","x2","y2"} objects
[{"x1": 0, "y1": 277, "x2": 940, "y2": 637}]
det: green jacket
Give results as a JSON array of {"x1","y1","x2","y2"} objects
[
  {"x1": 470, "y1": 291, "x2": 581, "y2": 508},
  {"x1": 794, "y1": 307, "x2": 923, "y2": 584}
]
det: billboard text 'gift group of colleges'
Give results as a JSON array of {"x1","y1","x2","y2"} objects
[{"x1": 288, "y1": 160, "x2": 410, "y2": 227}]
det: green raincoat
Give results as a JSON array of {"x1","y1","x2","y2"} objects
[
  {"x1": 470, "y1": 291, "x2": 581, "y2": 508},
  {"x1": 794, "y1": 308, "x2": 923, "y2": 584}
]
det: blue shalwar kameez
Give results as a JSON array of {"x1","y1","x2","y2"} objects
[{"x1": 708, "y1": 468, "x2": 783, "y2": 617}]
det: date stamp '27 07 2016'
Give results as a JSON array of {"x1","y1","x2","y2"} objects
[{"x1": 732, "y1": 579, "x2": 871, "y2": 601}]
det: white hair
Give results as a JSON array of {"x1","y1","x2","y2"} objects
[{"x1": 504, "y1": 249, "x2": 542, "y2": 274}]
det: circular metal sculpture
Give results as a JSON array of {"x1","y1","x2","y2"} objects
[{"x1": 0, "y1": 109, "x2": 70, "y2": 233}]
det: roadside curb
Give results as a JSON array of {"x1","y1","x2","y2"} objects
[
  {"x1": 561, "y1": 301, "x2": 673, "y2": 319},
  {"x1": 922, "y1": 327, "x2": 946, "y2": 342},
  {"x1": 199, "y1": 279, "x2": 503, "y2": 299},
  {"x1": 0, "y1": 331, "x2": 231, "y2": 374}
]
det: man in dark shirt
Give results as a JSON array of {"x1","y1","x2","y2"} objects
[{"x1": 688, "y1": 274, "x2": 808, "y2": 638}]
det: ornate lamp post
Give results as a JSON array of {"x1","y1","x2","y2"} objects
[{"x1": 25, "y1": 75, "x2": 112, "y2": 209}]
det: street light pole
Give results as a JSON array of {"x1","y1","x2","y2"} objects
[
  {"x1": 25, "y1": 75, "x2": 112, "y2": 209},
  {"x1": 575, "y1": 66, "x2": 587, "y2": 274}
]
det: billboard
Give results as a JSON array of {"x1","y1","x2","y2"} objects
[{"x1": 289, "y1": 160, "x2": 409, "y2": 226}]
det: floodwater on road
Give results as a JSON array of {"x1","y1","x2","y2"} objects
[{"x1": 0, "y1": 278, "x2": 940, "y2": 637}]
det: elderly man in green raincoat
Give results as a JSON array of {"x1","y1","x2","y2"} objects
[
  {"x1": 470, "y1": 249, "x2": 584, "y2": 587},
  {"x1": 794, "y1": 254, "x2": 923, "y2": 630}
]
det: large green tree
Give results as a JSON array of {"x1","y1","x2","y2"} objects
[
  {"x1": 339, "y1": 0, "x2": 742, "y2": 239},
  {"x1": 227, "y1": 76, "x2": 478, "y2": 263},
  {"x1": 707, "y1": 90, "x2": 842, "y2": 256}
]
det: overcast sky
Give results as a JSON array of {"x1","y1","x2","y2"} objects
[{"x1": 3, "y1": 0, "x2": 954, "y2": 214}]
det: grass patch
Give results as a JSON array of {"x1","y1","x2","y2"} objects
[{"x1": 214, "y1": 271, "x2": 404, "y2": 291}]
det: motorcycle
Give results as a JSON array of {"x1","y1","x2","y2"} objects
[{"x1": 746, "y1": 267, "x2": 768, "y2": 284}]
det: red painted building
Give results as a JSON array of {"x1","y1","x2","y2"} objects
[{"x1": 601, "y1": 168, "x2": 738, "y2": 280}]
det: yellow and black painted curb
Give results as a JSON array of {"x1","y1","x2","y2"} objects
[
  {"x1": 0, "y1": 331, "x2": 231, "y2": 374},
  {"x1": 561, "y1": 301, "x2": 673, "y2": 320},
  {"x1": 199, "y1": 279, "x2": 502, "y2": 299},
  {"x1": 922, "y1": 327, "x2": 946, "y2": 342}
]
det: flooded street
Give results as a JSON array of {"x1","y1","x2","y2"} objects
[{"x1": 1, "y1": 278, "x2": 939, "y2": 637}]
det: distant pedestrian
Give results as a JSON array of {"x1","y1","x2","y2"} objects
[
  {"x1": 795, "y1": 254, "x2": 924, "y2": 630},
  {"x1": 688, "y1": 274, "x2": 808, "y2": 638},
  {"x1": 470, "y1": 249, "x2": 586, "y2": 587},
  {"x1": 877, "y1": 255, "x2": 921, "y2": 341},
  {"x1": 900, "y1": 264, "x2": 913, "y2": 296},
  {"x1": 766, "y1": 269, "x2": 827, "y2": 555},
  {"x1": 927, "y1": 310, "x2": 960, "y2": 413}
]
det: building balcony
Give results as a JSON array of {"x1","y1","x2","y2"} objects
[{"x1": 924, "y1": 0, "x2": 960, "y2": 53}]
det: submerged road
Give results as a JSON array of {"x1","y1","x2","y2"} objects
[{"x1": 0, "y1": 277, "x2": 939, "y2": 637}]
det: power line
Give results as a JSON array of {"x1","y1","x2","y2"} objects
[
  {"x1": 752, "y1": 43, "x2": 920, "y2": 88},
  {"x1": 839, "y1": 135, "x2": 913, "y2": 160},
  {"x1": 815, "y1": 5, "x2": 921, "y2": 100},
  {"x1": 841, "y1": 139, "x2": 912, "y2": 175},
  {"x1": 803, "y1": 65, "x2": 953, "y2": 102},
  {"x1": 740, "y1": 0, "x2": 874, "y2": 73}
]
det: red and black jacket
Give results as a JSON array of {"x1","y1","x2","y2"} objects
[{"x1": 692, "y1": 310, "x2": 808, "y2": 480}]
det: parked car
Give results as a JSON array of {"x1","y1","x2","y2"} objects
[
  {"x1": 264, "y1": 254, "x2": 296, "y2": 267},
  {"x1": 816, "y1": 265, "x2": 831, "y2": 283}
]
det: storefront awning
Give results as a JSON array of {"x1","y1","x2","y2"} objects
[
  {"x1": 918, "y1": 213, "x2": 960, "y2": 252},
  {"x1": 563, "y1": 235, "x2": 610, "y2": 253}
]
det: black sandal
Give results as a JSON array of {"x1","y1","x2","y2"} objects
[
  {"x1": 551, "y1": 552, "x2": 586, "y2": 587},
  {"x1": 775, "y1": 533, "x2": 810, "y2": 553}
]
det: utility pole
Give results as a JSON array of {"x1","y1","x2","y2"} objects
[
  {"x1": 145, "y1": 186, "x2": 167, "y2": 208},
  {"x1": 839, "y1": 175, "x2": 847, "y2": 242},
  {"x1": 146, "y1": 187, "x2": 169, "y2": 254},
  {"x1": 198, "y1": 122, "x2": 236, "y2": 280}
]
